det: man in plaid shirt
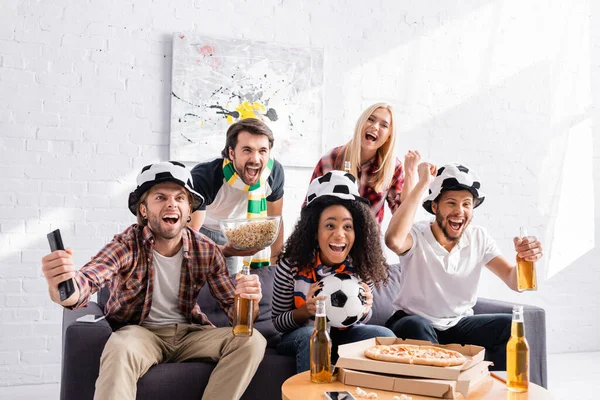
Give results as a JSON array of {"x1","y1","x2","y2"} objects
[{"x1": 41, "y1": 161, "x2": 266, "y2": 400}]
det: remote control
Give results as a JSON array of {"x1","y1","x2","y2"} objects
[{"x1": 47, "y1": 229, "x2": 76, "y2": 302}]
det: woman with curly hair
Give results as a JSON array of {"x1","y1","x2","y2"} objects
[{"x1": 272, "y1": 171, "x2": 394, "y2": 373}]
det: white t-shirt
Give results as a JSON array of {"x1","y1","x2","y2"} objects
[
  {"x1": 393, "y1": 221, "x2": 502, "y2": 330},
  {"x1": 142, "y1": 248, "x2": 187, "y2": 326}
]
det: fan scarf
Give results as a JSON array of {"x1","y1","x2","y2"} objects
[
  {"x1": 222, "y1": 158, "x2": 274, "y2": 268},
  {"x1": 293, "y1": 253, "x2": 354, "y2": 310}
]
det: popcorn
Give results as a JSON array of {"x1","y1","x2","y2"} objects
[
  {"x1": 354, "y1": 387, "x2": 379, "y2": 399},
  {"x1": 392, "y1": 395, "x2": 412, "y2": 400},
  {"x1": 223, "y1": 218, "x2": 279, "y2": 250}
]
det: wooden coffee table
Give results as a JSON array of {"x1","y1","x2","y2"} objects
[{"x1": 281, "y1": 371, "x2": 553, "y2": 400}]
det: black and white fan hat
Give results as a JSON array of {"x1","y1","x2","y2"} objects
[
  {"x1": 128, "y1": 161, "x2": 205, "y2": 215},
  {"x1": 422, "y1": 163, "x2": 485, "y2": 214},
  {"x1": 305, "y1": 170, "x2": 368, "y2": 208}
]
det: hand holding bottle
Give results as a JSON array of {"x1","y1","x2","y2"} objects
[
  {"x1": 234, "y1": 268, "x2": 262, "y2": 303},
  {"x1": 233, "y1": 266, "x2": 261, "y2": 336},
  {"x1": 305, "y1": 283, "x2": 326, "y2": 317},
  {"x1": 513, "y1": 228, "x2": 542, "y2": 291},
  {"x1": 513, "y1": 231, "x2": 543, "y2": 263}
]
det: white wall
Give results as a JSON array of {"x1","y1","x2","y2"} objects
[{"x1": 0, "y1": 0, "x2": 598, "y2": 387}]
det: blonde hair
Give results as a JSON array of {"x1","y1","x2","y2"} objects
[{"x1": 344, "y1": 102, "x2": 397, "y2": 192}]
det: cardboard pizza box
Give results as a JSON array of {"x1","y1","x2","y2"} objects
[
  {"x1": 335, "y1": 337, "x2": 486, "y2": 381},
  {"x1": 337, "y1": 361, "x2": 492, "y2": 399}
]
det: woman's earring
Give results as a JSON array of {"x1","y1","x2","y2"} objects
[{"x1": 187, "y1": 216, "x2": 191, "y2": 223}]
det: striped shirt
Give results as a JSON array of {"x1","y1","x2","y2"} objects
[
  {"x1": 310, "y1": 145, "x2": 405, "y2": 224},
  {"x1": 71, "y1": 224, "x2": 235, "y2": 326},
  {"x1": 272, "y1": 257, "x2": 374, "y2": 333}
]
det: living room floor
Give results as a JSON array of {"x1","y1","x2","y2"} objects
[{"x1": 0, "y1": 352, "x2": 598, "y2": 399}]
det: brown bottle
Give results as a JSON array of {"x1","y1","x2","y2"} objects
[
  {"x1": 516, "y1": 227, "x2": 537, "y2": 291},
  {"x1": 310, "y1": 299, "x2": 332, "y2": 383},
  {"x1": 232, "y1": 265, "x2": 253, "y2": 336},
  {"x1": 507, "y1": 305, "x2": 529, "y2": 392}
]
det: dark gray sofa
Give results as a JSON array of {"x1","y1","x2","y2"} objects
[{"x1": 60, "y1": 265, "x2": 547, "y2": 399}]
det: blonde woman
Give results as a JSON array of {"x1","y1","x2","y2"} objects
[{"x1": 309, "y1": 102, "x2": 420, "y2": 224}]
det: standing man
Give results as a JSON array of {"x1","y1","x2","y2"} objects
[
  {"x1": 189, "y1": 118, "x2": 285, "y2": 273},
  {"x1": 42, "y1": 161, "x2": 266, "y2": 400},
  {"x1": 384, "y1": 162, "x2": 543, "y2": 368}
]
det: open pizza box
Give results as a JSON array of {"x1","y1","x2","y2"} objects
[
  {"x1": 337, "y1": 361, "x2": 492, "y2": 399},
  {"x1": 335, "y1": 337, "x2": 486, "y2": 381}
]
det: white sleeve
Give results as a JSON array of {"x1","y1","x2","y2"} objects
[
  {"x1": 398, "y1": 224, "x2": 419, "y2": 262},
  {"x1": 480, "y1": 227, "x2": 503, "y2": 265}
]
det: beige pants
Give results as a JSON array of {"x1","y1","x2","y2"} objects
[{"x1": 94, "y1": 324, "x2": 266, "y2": 400}]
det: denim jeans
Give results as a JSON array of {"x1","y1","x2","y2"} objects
[
  {"x1": 276, "y1": 323, "x2": 395, "y2": 373},
  {"x1": 199, "y1": 227, "x2": 241, "y2": 275}
]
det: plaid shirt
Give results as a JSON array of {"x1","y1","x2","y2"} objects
[
  {"x1": 71, "y1": 224, "x2": 235, "y2": 327},
  {"x1": 310, "y1": 145, "x2": 405, "y2": 224}
]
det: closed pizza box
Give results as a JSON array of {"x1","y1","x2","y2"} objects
[
  {"x1": 337, "y1": 361, "x2": 492, "y2": 399},
  {"x1": 335, "y1": 337, "x2": 486, "y2": 381}
]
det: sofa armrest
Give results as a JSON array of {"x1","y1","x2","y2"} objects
[
  {"x1": 60, "y1": 302, "x2": 113, "y2": 400},
  {"x1": 474, "y1": 297, "x2": 547, "y2": 388}
]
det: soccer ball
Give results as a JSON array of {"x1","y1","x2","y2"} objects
[{"x1": 314, "y1": 273, "x2": 367, "y2": 328}]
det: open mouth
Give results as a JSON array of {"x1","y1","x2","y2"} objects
[
  {"x1": 162, "y1": 214, "x2": 180, "y2": 225},
  {"x1": 447, "y1": 218, "x2": 464, "y2": 233},
  {"x1": 245, "y1": 165, "x2": 261, "y2": 180},
  {"x1": 329, "y1": 243, "x2": 347, "y2": 253},
  {"x1": 365, "y1": 132, "x2": 378, "y2": 142}
]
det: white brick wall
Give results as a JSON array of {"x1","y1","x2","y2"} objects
[{"x1": 1, "y1": 0, "x2": 598, "y2": 387}]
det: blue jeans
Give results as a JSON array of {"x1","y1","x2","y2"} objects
[
  {"x1": 276, "y1": 324, "x2": 395, "y2": 373},
  {"x1": 200, "y1": 227, "x2": 241, "y2": 275}
]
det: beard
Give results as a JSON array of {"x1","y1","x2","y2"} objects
[
  {"x1": 232, "y1": 158, "x2": 263, "y2": 186},
  {"x1": 435, "y1": 211, "x2": 470, "y2": 242},
  {"x1": 146, "y1": 211, "x2": 185, "y2": 240}
]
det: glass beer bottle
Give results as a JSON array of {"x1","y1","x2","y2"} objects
[
  {"x1": 343, "y1": 160, "x2": 351, "y2": 173},
  {"x1": 232, "y1": 265, "x2": 253, "y2": 336},
  {"x1": 310, "y1": 299, "x2": 332, "y2": 383},
  {"x1": 507, "y1": 305, "x2": 529, "y2": 392},
  {"x1": 516, "y1": 227, "x2": 537, "y2": 291}
]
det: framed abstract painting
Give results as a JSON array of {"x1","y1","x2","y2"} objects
[{"x1": 170, "y1": 34, "x2": 324, "y2": 167}]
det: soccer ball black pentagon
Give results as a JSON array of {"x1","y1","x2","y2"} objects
[{"x1": 318, "y1": 273, "x2": 366, "y2": 328}]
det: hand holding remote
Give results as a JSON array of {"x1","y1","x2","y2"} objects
[{"x1": 46, "y1": 229, "x2": 76, "y2": 302}]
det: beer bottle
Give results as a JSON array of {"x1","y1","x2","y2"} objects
[
  {"x1": 310, "y1": 299, "x2": 332, "y2": 383},
  {"x1": 232, "y1": 265, "x2": 253, "y2": 336},
  {"x1": 343, "y1": 161, "x2": 351, "y2": 173},
  {"x1": 507, "y1": 305, "x2": 529, "y2": 392},
  {"x1": 516, "y1": 227, "x2": 537, "y2": 291}
]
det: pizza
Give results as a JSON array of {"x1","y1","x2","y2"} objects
[{"x1": 364, "y1": 344, "x2": 467, "y2": 367}]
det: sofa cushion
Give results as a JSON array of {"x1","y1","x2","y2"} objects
[{"x1": 369, "y1": 264, "x2": 401, "y2": 326}]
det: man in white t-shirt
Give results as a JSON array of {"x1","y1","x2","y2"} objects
[{"x1": 384, "y1": 162, "x2": 543, "y2": 367}]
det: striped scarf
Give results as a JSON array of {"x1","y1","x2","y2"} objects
[
  {"x1": 293, "y1": 253, "x2": 354, "y2": 310},
  {"x1": 222, "y1": 158, "x2": 274, "y2": 268}
]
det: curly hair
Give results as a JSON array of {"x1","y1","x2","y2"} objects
[{"x1": 279, "y1": 196, "x2": 389, "y2": 287}]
